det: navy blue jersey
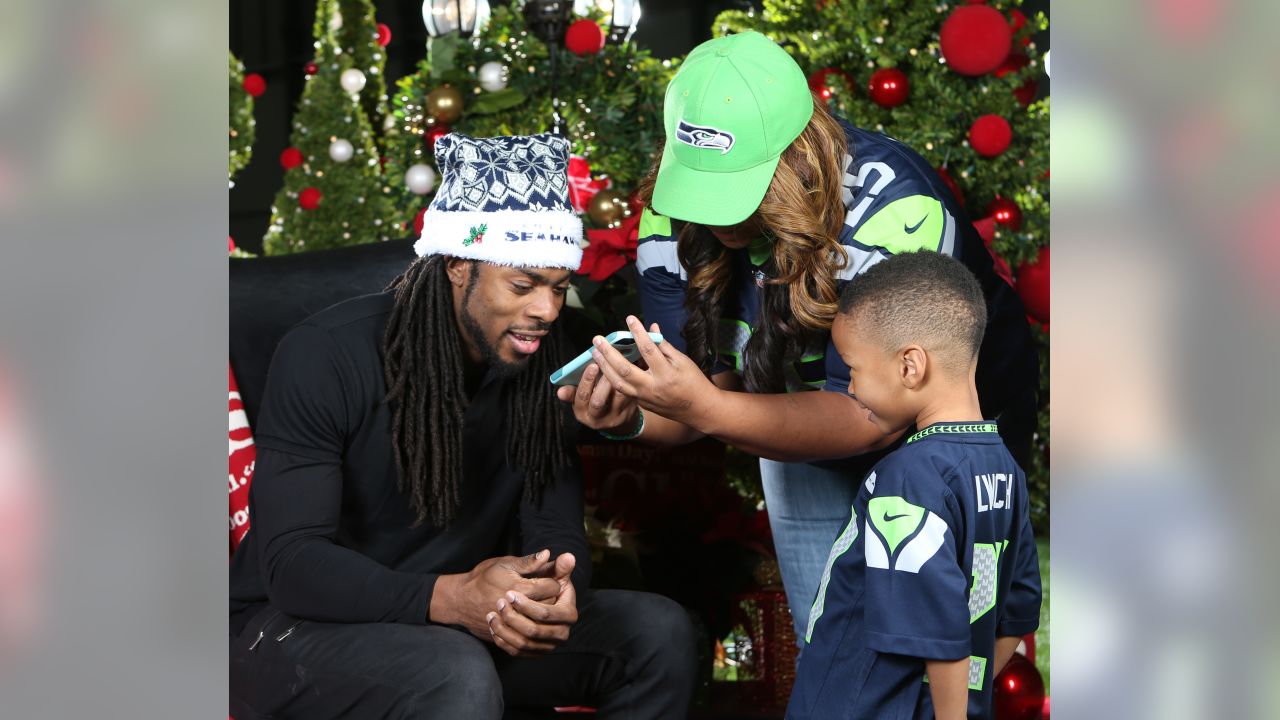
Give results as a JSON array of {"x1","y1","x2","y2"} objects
[
  {"x1": 785, "y1": 423, "x2": 1042, "y2": 720},
  {"x1": 636, "y1": 119, "x2": 1036, "y2": 417}
]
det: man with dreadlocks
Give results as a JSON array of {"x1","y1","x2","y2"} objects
[{"x1": 229, "y1": 133, "x2": 697, "y2": 719}]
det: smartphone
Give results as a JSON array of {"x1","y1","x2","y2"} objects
[{"x1": 549, "y1": 331, "x2": 664, "y2": 387}]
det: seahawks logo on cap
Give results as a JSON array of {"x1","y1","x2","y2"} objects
[{"x1": 676, "y1": 119, "x2": 735, "y2": 155}]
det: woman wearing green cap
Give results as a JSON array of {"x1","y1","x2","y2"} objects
[{"x1": 557, "y1": 31, "x2": 1037, "y2": 645}]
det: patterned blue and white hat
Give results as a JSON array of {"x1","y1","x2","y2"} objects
[{"x1": 414, "y1": 132, "x2": 583, "y2": 270}]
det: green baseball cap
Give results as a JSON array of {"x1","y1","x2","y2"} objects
[{"x1": 652, "y1": 31, "x2": 815, "y2": 227}]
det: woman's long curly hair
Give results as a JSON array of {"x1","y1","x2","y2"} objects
[
  {"x1": 381, "y1": 256, "x2": 571, "y2": 528},
  {"x1": 636, "y1": 95, "x2": 849, "y2": 392}
]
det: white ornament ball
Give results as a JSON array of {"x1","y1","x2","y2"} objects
[
  {"x1": 340, "y1": 68, "x2": 367, "y2": 94},
  {"x1": 477, "y1": 61, "x2": 509, "y2": 92},
  {"x1": 328, "y1": 138, "x2": 355, "y2": 162},
  {"x1": 329, "y1": 8, "x2": 344, "y2": 31},
  {"x1": 405, "y1": 164, "x2": 437, "y2": 195}
]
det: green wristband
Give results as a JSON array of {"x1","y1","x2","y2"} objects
[{"x1": 599, "y1": 409, "x2": 645, "y2": 441}]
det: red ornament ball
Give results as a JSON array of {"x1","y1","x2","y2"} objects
[
  {"x1": 936, "y1": 166, "x2": 964, "y2": 207},
  {"x1": 424, "y1": 124, "x2": 452, "y2": 154},
  {"x1": 298, "y1": 187, "x2": 323, "y2": 210},
  {"x1": 412, "y1": 207, "x2": 428, "y2": 237},
  {"x1": 992, "y1": 653, "x2": 1046, "y2": 720},
  {"x1": 304, "y1": 62, "x2": 319, "y2": 76},
  {"x1": 565, "y1": 19, "x2": 605, "y2": 57},
  {"x1": 279, "y1": 147, "x2": 304, "y2": 170},
  {"x1": 969, "y1": 114, "x2": 1012, "y2": 157},
  {"x1": 807, "y1": 67, "x2": 851, "y2": 101},
  {"x1": 988, "y1": 196, "x2": 1023, "y2": 231},
  {"x1": 242, "y1": 72, "x2": 267, "y2": 97},
  {"x1": 868, "y1": 68, "x2": 909, "y2": 107},
  {"x1": 376, "y1": 23, "x2": 392, "y2": 47},
  {"x1": 940, "y1": 5, "x2": 1013, "y2": 76},
  {"x1": 1016, "y1": 247, "x2": 1050, "y2": 324}
]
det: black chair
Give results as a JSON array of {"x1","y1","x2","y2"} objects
[{"x1": 229, "y1": 238, "x2": 417, "y2": 425}]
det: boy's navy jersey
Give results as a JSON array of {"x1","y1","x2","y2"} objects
[
  {"x1": 786, "y1": 423, "x2": 1041, "y2": 720},
  {"x1": 636, "y1": 119, "x2": 1036, "y2": 419}
]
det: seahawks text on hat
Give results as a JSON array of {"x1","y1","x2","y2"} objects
[{"x1": 675, "y1": 119, "x2": 735, "y2": 155}]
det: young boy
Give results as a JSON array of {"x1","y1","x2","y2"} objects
[{"x1": 786, "y1": 251, "x2": 1042, "y2": 720}]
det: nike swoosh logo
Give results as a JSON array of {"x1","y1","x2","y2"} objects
[
  {"x1": 883, "y1": 512, "x2": 910, "y2": 522},
  {"x1": 903, "y1": 216, "x2": 927, "y2": 234}
]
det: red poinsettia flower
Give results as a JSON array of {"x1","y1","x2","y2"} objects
[{"x1": 578, "y1": 212, "x2": 641, "y2": 282}]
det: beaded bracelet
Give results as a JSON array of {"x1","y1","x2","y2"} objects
[{"x1": 598, "y1": 409, "x2": 645, "y2": 441}]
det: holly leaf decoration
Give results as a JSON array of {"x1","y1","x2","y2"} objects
[{"x1": 468, "y1": 88, "x2": 528, "y2": 115}]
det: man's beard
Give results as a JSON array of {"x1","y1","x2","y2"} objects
[{"x1": 459, "y1": 278, "x2": 544, "y2": 379}]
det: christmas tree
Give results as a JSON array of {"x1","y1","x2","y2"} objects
[
  {"x1": 228, "y1": 52, "x2": 255, "y2": 183},
  {"x1": 716, "y1": 0, "x2": 1050, "y2": 527},
  {"x1": 382, "y1": 1, "x2": 675, "y2": 234},
  {"x1": 262, "y1": 0, "x2": 398, "y2": 255},
  {"x1": 333, "y1": 0, "x2": 390, "y2": 144}
]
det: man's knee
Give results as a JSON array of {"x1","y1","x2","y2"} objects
[
  {"x1": 619, "y1": 592, "x2": 697, "y2": 673},
  {"x1": 400, "y1": 630, "x2": 503, "y2": 719}
]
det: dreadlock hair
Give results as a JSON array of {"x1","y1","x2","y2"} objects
[
  {"x1": 381, "y1": 255, "x2": 573, "y2": 528},
  {"x1": 635, "y1": 93, "x2": 849, "y2": 392}
]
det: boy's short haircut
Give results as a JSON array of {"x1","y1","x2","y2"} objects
[{"x1": 837, "y1": 251, "x2": 987, "y2": 374}]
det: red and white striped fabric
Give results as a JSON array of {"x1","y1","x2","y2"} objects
[{"x1": 228, "y1": 365, "x2": 255, "y2": 554}]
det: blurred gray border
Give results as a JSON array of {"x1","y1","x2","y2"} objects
[{"x1": 0, "y1": 0, "x2": 227, "y2": 715}]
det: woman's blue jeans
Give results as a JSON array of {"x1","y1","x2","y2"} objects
[{"x1": 759, "y1": 456, "x2": 877, "y2": 648}]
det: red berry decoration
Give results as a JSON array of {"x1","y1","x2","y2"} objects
[
  {"x1": 807, "y1": 67, "x2": 852, "y2": 101},
  {"x1": 1016, "y1": 247, "x2": 1050, "y2": 324},
  {"x1": 936, "y1": 166, "x2": 964, "y2": 207},
  {"x1": 969, "y1": 114, "x2": 1012, "y2": 157},
  {"x1": 376, "y1": 22, "x2": 392, "y2": 47},
  {"x1": 868, "y1": 68, "x2": 909, "y2": 107},
  {"x1": 304, "y1": 62, "x2": 318, "y2": 75},
  {"x1": 994, "y1": 52, "x2": 1029, "y2": 78},
  {"x1": 1014, "y1": 80, "x2": 1037, "y2": 107},
  {"x1": 940, "y1": 5, "x2": 1013, "y2": 76},
  {"x1": 992, "y1": 653, "x2": 1046, "y2": 720},
  {"x1": 424, "y1": 123, "x2": 451, "y2": 154},
  {"x1": 1009, "y1": 9, "x2": 1028, "y2": 32},
  {"x1": 242, "y1": 72, "x2": 267, "y2": 97},
  {"x1": 565, "y1": 19, "x2": 605, "y2": 56},
  {"x1": 228, "y1": 236, "x2": 236, "y2": 252},
  {"x1": 279, "y1": 146, "x2": 304, "y2": 170},
  {"x1": 988, "y1": 196, "x2": 1023, "y2": 231},
  {"x1": 298, "y1": 187, "x2": 322, "y2": 210}
]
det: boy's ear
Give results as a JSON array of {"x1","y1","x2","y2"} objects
[{"x1": 900, "y1": 345, "x2": 927, "y2": 390}]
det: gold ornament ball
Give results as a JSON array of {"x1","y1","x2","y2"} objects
[
  {"x1": 426, "y1": 85, "x2": 464, "y2": 123},
  {"x1": 588, "y1": 189, "x2": 627, "y2": 226}
]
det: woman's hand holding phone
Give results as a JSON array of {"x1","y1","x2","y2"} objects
[
  {"x1": 555, "y1": 358, "x2": 642, "y2": 435},
  {"x1": 589, "y1": 316, "x2": 721, "y2": 429}
]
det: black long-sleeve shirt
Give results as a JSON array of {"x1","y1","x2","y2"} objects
[{"x1": 229, "y1": 292, "x2": 591, "y2": 635}]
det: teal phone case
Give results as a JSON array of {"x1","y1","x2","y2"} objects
[{"x1": 548, "y1": 331, "x2": 665, "y2": 386}]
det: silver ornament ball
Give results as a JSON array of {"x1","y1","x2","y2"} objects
[
  {"x1": 339, "y1": 68, "x2": 367, "y2": 94},
  {"x1": 477, "y1": 61, "x2": 509, "y2": 92},
  {"x1": 405, "y1": 163, "x2": 437, "y2": 195},
  {"x1": 328, "y1": 138, "x2": 355, "y2": 162}
]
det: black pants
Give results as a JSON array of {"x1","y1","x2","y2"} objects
[{"x1": 229, "y1": 589, "x2": 697, "y2": 720}]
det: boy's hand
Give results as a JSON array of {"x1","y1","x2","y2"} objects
[{"x1": 486, "y1": 553, "x2": 579, "y2": 656}]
